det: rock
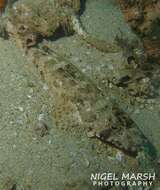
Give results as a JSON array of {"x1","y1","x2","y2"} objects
[{"x1": 118, "y1": 0, "x2": 160, "y2": 63}]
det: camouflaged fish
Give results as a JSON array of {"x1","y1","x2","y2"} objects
[{"x1": 4, "y1": 0, "x2": 119, "y2": 52}]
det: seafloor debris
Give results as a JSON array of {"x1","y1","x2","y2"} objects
[{"x1": 35, "y1": 120, "x2": 49, "y2": 137}]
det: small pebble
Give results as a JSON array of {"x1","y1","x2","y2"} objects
[
  {"x1": 38, "y1": 113, "x2": 45, "y2": 121},
  {"x1": 86, "y1": 51, "x2": 91, "y2": 55},
  {"x1": 134, "y1": 109, "x2": 140, "y2": 114},
  {"x1": 18, "y1": 106, "x2": 24, "y2": 112},
  {"x1": 87, "y1": 131, "x2": 95, "y2": 138},
  {"x1": 149, "y1": 106, "x2": 153, "y2": 110},
  {"x1": 147, "y1": 99, "x2": 155, "y2": 104},
  {"x1": 82, "y1": 154, "x2": 90, "y2": 168},
  {"x1": 43, "y1": 84, "x2": 49, "y2": 91},
  {"x1": 115, "y1": 151, "x2": 124, "y2": 162},
  {"x1": 27, "y1": 95, "x2": 32, "y2": 99},
  {"x1": 108, "y1": 156, "x2": 115, "y2": 161},
  {"x1": 84, "y1": 158, "x2": 90, "y2": 167},
  {"x1": 48, "y1": 139, "x2": 52, "y2": 144},
  {"x1": 109, "y1": 83, "x2": 113, "y2": 88},
  {"x1": 29, "y1": 88, "x2": 34, "y2": 94}
]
